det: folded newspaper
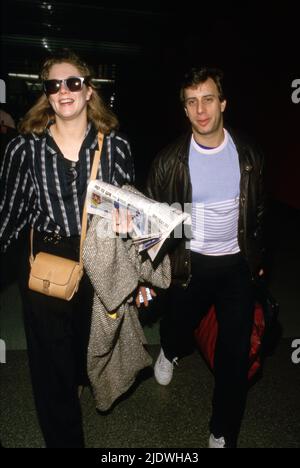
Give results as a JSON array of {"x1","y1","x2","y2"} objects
[{"x1": 87, "y1": 181, "x2": 191, "y2": 261}]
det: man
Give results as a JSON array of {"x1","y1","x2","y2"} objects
[{"x1": 142, "y1": 67, "x2": 265, "y2": 448}]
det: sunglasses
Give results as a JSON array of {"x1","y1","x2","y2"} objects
[{"x1": 43, "y1": 76, "x2": 89, "y2": 95}]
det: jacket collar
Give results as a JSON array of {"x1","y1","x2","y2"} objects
[{"x1": 178, "y1": 132, "x2": 192, "y2": 163}]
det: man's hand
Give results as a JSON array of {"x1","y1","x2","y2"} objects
[{"x1": 136, "y1": 286, "x2": 157, "y2": 308}]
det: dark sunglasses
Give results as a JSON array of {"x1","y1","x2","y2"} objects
[{"x1": 43, "y1": 76, "x2": 89, "y2": 95}]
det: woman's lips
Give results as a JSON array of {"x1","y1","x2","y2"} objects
[{"x1": 59, "y1": 99, "x2": 74, "y2": 105}]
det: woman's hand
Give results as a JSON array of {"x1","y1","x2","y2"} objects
[{"x1": 112, "y1": 208, "x2": 133, "y2": 235}]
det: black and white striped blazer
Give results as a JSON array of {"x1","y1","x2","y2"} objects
[{"x1": 0, "y1": 124, "x2": 135, "y2": 251}]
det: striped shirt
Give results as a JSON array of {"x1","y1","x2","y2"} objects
[
  {"x1": 189, "y1": 130, "x2": 241, "y2": 256},
  {"x1": 0, "y1": 123, "x2": 135, "y2": 251}
]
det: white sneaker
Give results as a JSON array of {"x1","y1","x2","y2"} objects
[
  {"x1": 154, "y1": 348, "x2": 178, "y2": 386},
  {"x1": 209, "y1": 434, "x2": 226, "y2": 449}
]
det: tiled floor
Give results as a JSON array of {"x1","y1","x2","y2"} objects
[{"x1": 0, "y1": 342, "x2": 299, "y2": 448}]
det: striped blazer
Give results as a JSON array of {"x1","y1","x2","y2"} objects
[{"x1": 0, "y1": 124, "x2": 135, "y2": 251}]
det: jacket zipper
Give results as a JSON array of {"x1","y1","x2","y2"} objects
[{"x1": 241, "y1": 166, "x2": 251, "y2": 257}]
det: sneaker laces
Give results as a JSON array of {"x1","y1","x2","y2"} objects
[
  {"x1": 215, "y1": 436, "x2": 225, "y2": 447},
  {"x1": 158, "y1": 353, "x2": 178, "y2": 372},
  {"x1": 210, "y1": 434, "x2": 226, "y2": 448}
]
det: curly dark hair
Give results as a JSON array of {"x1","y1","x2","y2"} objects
[{"x1": 180, "y1": 67, "x2": 225, "y2": 104}]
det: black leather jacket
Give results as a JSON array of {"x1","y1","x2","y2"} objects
[{"x1": 146, "y1": 129, "x2": 265, "y2": 287}]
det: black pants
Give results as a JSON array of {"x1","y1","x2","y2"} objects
[
  {"x1": 19, "y1": 232, "x2": 93, "y2": 448},
  {"x1": 160, "y1": 252, "x2": 255, "y2": 446}
]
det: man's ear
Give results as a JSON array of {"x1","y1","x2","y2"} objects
[{"x1": 221, "y1": 99, "x2": 227, "y2": 113}]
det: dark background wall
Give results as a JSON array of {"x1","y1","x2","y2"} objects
[{"x1": 1, "y1": 1, "x2": 299, "y2": 208}]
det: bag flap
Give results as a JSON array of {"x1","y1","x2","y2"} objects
[{"x1": 31, "y1": 252, "x2": 81, "y2": 286}]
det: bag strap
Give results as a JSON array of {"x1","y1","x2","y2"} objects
[
  {"x1": 79, "y1": 132, "x2": 104, "y2": 263},
  {"x1": 30, "y1": 131, "x2": 104, "y2": 265}
]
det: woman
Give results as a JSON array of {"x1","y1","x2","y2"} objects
[{"x1": 0, "y1": 50, "x2": 134, "y2": 448}]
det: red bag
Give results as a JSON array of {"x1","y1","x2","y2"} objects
[{"x1": 194, "y1": 303, "x2": 265, "y2": 380}]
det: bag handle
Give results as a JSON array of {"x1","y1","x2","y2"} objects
[{"x1": 30, "y1": 131, "x2": 104, "y2": 266}]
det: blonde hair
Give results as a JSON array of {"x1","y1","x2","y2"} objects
[{"x1": 19, "y1": 50, "x2": 119, "y2": 135}]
